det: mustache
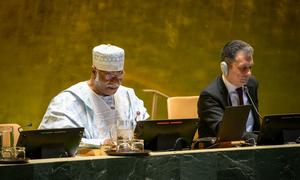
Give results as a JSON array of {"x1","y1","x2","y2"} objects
[{"x1": 106, "y1": 84, "x2": 120, "y2": 88}]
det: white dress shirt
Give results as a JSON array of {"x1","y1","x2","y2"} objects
[{"x1": 222, "y1": 75, "x2": 254, "y2": 132}]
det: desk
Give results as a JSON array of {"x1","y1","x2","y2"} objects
[{"x1": 1, "y1": 144, "x2": 300, "y2": 180}]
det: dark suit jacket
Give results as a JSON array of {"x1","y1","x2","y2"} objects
[{"x1": 197, "y1": 75, "x2": 260, "y2": 139}]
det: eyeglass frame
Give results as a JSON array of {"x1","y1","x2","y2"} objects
[{"x1": 97, "y1": 69, "x2": 125, "y2": 80}]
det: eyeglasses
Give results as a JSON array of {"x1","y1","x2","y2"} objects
[
  {"x1": 98, "y1": 70, "x2": 124, "y2": 80},
  {"x1": 231, "y1": 61, "x2": 253, "y2": 74}
]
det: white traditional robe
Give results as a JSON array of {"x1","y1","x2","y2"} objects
[{"x1": 38, "y1": 81, "x2": 149, "y2": 146}]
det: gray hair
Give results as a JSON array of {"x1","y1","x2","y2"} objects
[{"x1": 221, "y1": 40, "x2": 254, "y2": 64}]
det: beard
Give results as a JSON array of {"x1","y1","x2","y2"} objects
[{"x1": 95, "y1": 73, "x2": 120, "y2": 95}]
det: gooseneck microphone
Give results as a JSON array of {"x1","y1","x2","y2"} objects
[{"x1": 244, "y1": 86, "x2": 263, "y2": 120}]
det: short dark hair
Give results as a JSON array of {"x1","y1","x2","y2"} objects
[{"x1": 221, "y1": 40, "x2": 254, "y2": 63}]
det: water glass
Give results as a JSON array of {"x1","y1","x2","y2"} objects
[
  {"x1": 14, "y1": 147, "x2": 26, "y2": 159},
  {"x1": 117, "y1": 120, "x2": 134, "y2": 141},
  {"x1": 117, "y1": 139, "x2": 131, "y2": 152},
  {"x1": 131, "y1": 139, "x2": 144, "y2": 152},
  {"x1": 0, "y1": 147, "x2": 14, "y2": 159},
  {"x1": 0, "y1": 146, "x2": 26, "y2": 160}
]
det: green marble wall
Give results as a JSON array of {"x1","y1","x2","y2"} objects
[
  {"x1": 0, "y1": 0, "x2": 299, "y2": 128},
  {"x1": 0, "y1": 146, "x2": 300, "y2": 180}
]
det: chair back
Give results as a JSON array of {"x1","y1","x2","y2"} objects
[
  {"x1": 0, "y1": 123, "x2": 21, "y2": 146},
  {"x1": 167, "y1": 96, "x2": 199, "y2": 140},
  {"x1": 167, "y1": 96, "x2": 199, "y2": 119}
]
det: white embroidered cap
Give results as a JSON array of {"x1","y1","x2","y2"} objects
[{"x1": 92, "y1": 44, "x2": 125, "y2": 71}]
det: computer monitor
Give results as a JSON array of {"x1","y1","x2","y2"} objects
[
  {"x1": 257, "y1": 113, "x2": 300, "y2": 145},
  {"x1": 17, "y1": 127, "x2": 84, "y2": 159},
  {"x1": 134, "y1": 118, "x2": 198, "y2": 151}
]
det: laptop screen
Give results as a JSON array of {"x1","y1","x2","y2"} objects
[
  {"x1": 257, "y1": 113, "x2": 300, "y2": 145},
  {"x1": 217, "y1": 105, "x2": 251, "y2": 142},
  {"x1": 134, "y1": 118, "x2": 198, "y2": 151},
  {"x1": 17, "y1": 127, "x2": 84, "y2": 159}
]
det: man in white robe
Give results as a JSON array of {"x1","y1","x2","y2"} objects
[{"x1": 39, "y1": 44, "x2": 149, "y2": 146}]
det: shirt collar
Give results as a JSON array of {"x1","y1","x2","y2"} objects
[{"x1": 222, "y1": 75, "x2": 239, "y2": 93}]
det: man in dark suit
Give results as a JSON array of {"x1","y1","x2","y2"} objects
[{"x1": 198, "y1": 40, "x2": 260, "y2": 141}]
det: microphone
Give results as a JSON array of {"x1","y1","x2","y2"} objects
[{"x1": 244, "y1": 86, "x2": 263, "y2": 120}]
